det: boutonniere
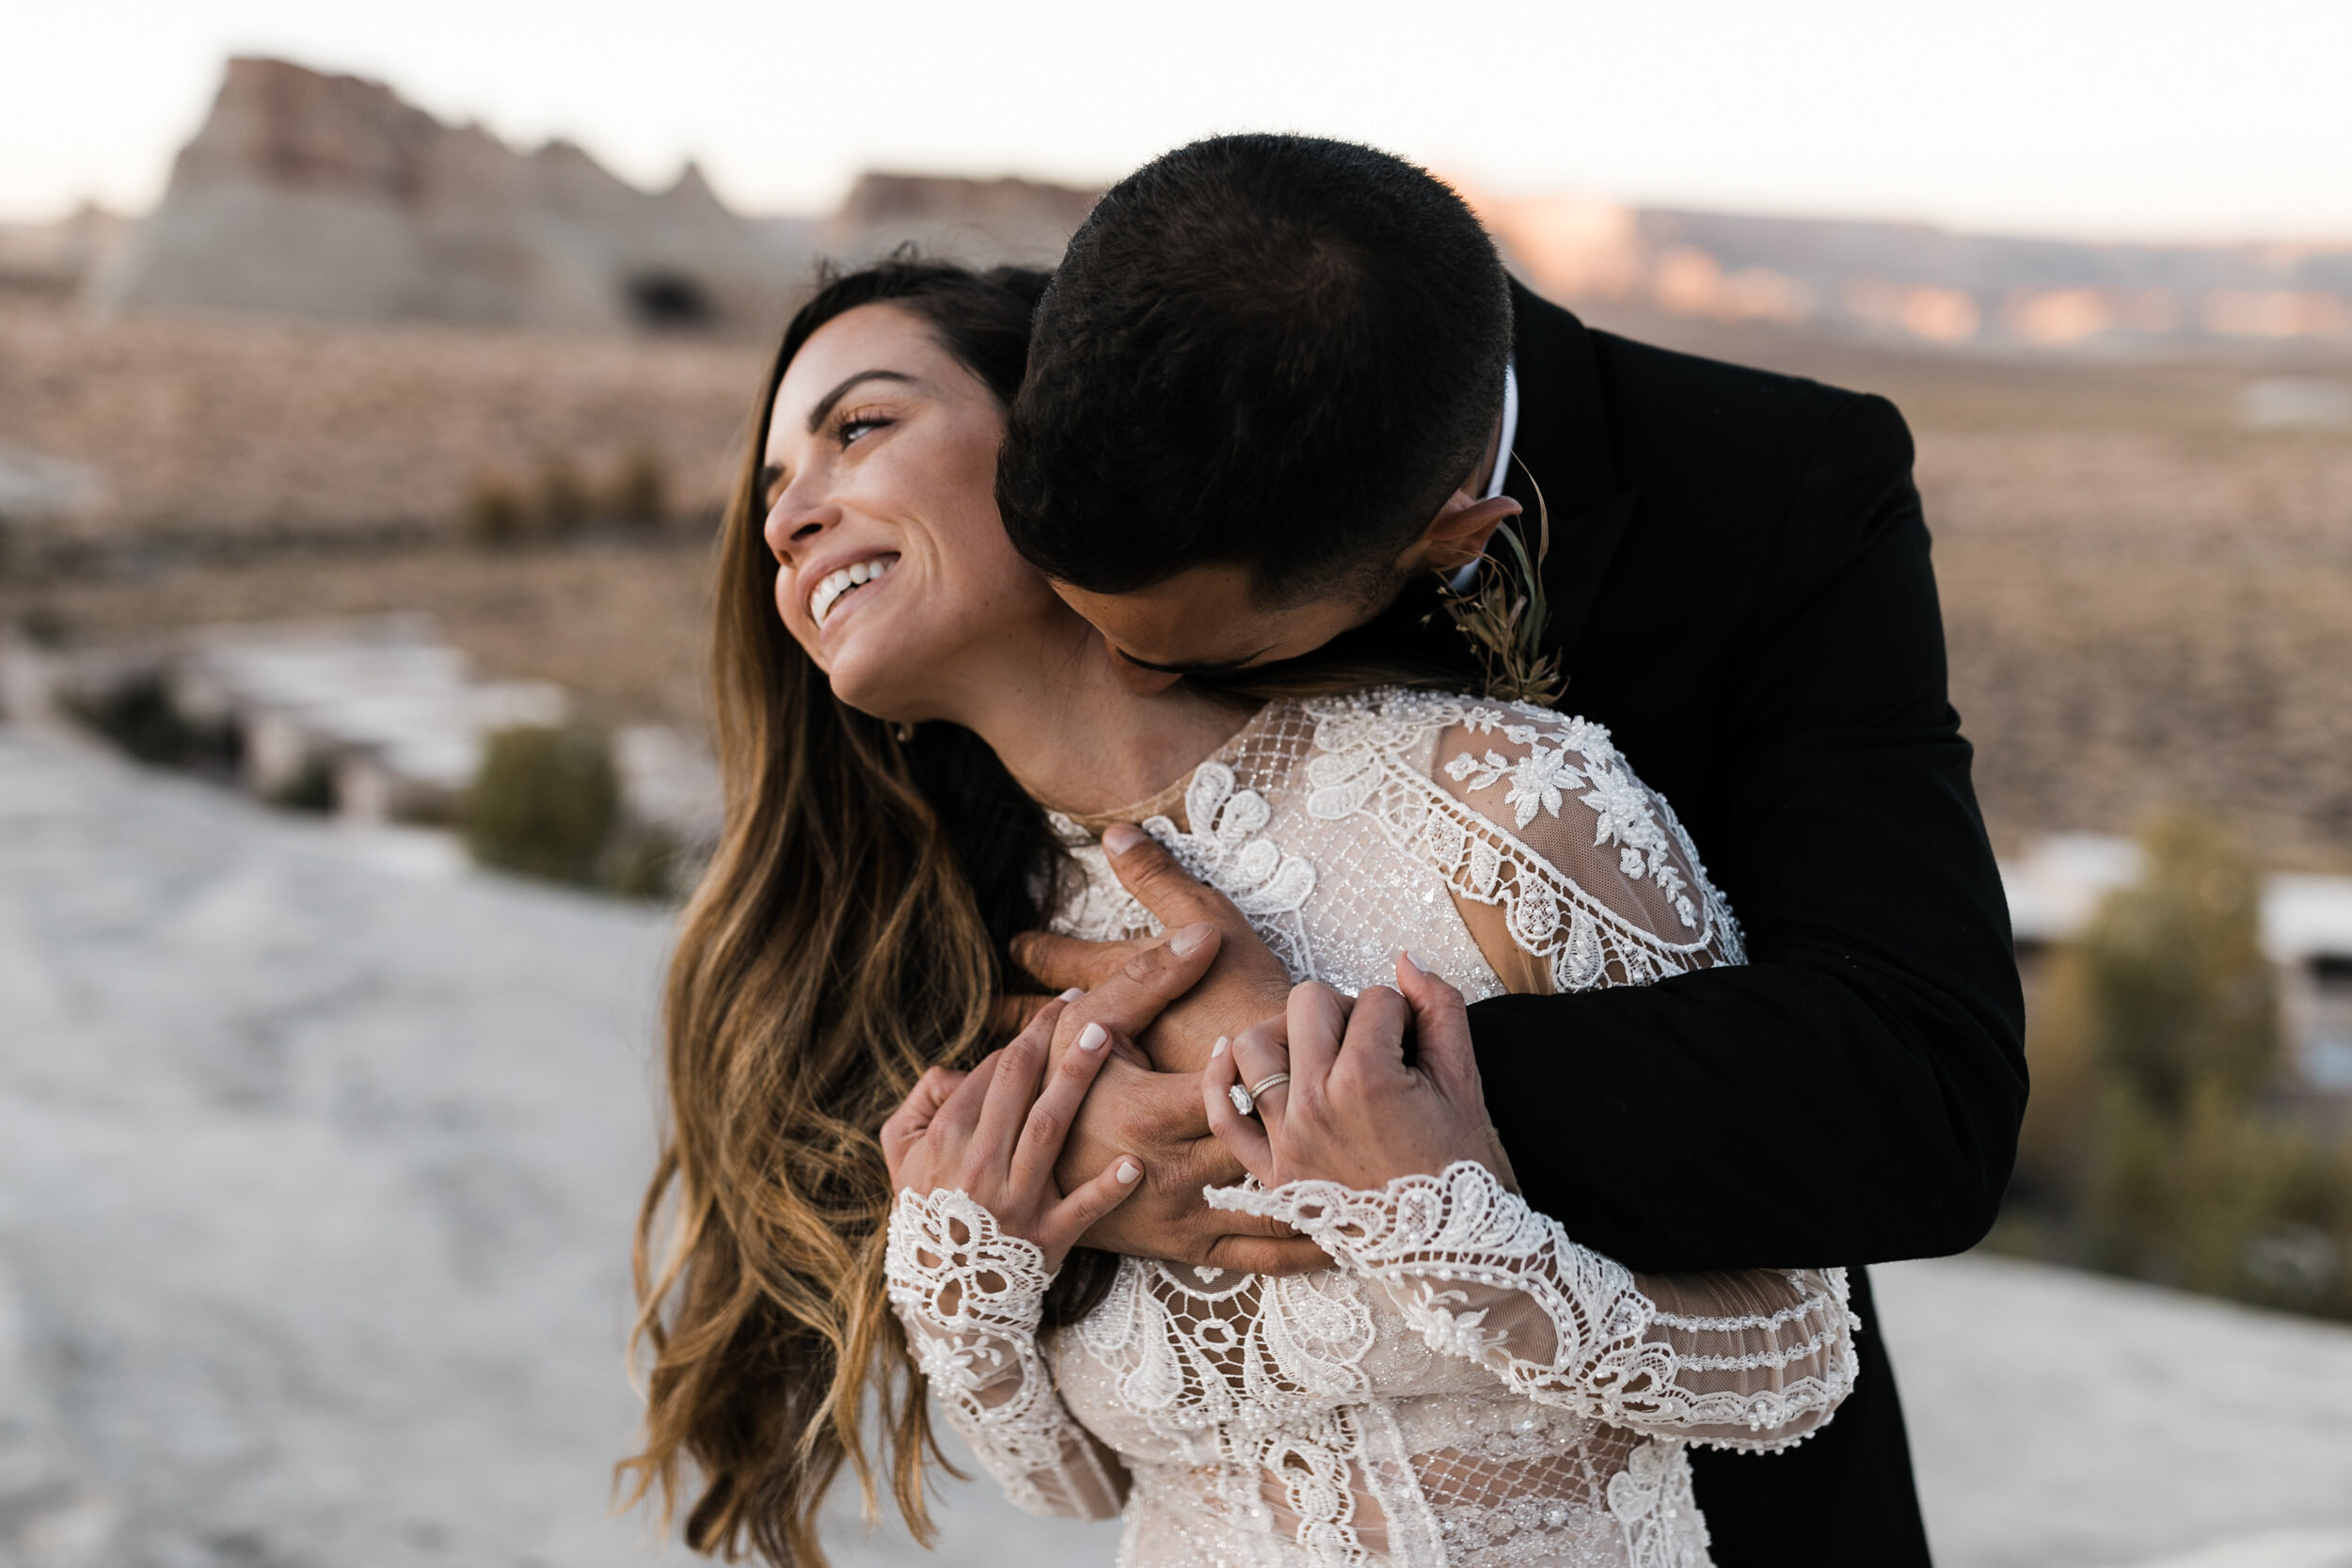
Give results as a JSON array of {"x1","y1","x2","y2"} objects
[{"x1": 1436, "y1": 462, "x2": 1565, "y2": 707}]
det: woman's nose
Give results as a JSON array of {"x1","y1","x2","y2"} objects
[{"x1": 762, "y1": 479, "x2": 835, "y2": 562}]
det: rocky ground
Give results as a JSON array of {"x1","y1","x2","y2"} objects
[
  {"x1": 0, "y1": 296, "x2": 766, "y2": 544},
  {"x1": 3, "y1": 721, "x2": 2350, "y2": 1568},
  {"x1": 8, "y1": 295, "x2": 2349, "y2": 867}
]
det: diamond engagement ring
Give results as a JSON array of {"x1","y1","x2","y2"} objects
[{"x1": 1229, "y1": 1072, "x2": 1291, "y2": 1117}]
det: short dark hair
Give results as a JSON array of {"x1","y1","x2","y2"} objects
[{"x1": 997, "y1": 135, "x2": 1511, "y2": 603}]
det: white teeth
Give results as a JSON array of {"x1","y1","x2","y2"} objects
[{"x1": 808, "y1": 556, "x2": 898, "y2": 627}]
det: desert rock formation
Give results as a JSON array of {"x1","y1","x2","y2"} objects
[
  {"x1": 92, "y1": 57, "x2": 795, "y2": 335},
  {"x1": 1470, "y1": 186, "x2": 2352, "y2": 351},
  {"x1": 820, "y1": 171, "x2": 1099, "y2": 270}
]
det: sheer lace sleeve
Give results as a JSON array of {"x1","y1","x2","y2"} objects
[
  {"x1": 1209, "y1": 1162, "x2": 1856, "y2": 1451},
  {"x1": 884, "y1": 1190, "x2": 1128, "y2": 1518},
  {"x1": 1424, "y1": 704, "x2": 1741, "y2": 991}
]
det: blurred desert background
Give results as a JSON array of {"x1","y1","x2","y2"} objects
[{"x1": 5, "y1": 33, "x2": 2352, "y2": 1568}]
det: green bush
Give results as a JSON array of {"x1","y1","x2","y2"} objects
[
  {"x1": 464, "y1": 474, "x2": 527, "y2": 547},
  {"x1": 267, "y1": 753, "x2": 337, "y2": 814},
  {"x1": 538, "y1": 457, "x2": 591, "y2": 538},
  {"x1": 2080, "y1": 816, "x2": 2280, "y2": 1114},
  {"x1": 461, "y1": 725, "x2": 620, "y2": 887},
  {"x1": 608, "y1": 445, "x2": 669, "y2": 528},
  {"x1": 63, "y1": 674, "x2": 199, "y2": 766},
  {"x1": 602, "y1": 821, "x2": 686, "y2": 901},
  {"x1": 2005, "y1": 812, "x2": 2351, "y2": 1318}
]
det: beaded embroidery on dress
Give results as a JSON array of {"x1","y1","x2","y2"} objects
[{"x1": 887, "y1": 690, "x2": 1852, "y2": 1566}]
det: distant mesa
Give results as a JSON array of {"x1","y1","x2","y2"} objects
[
  {"x1": 86, "y1": 57, "x2": 794, "y2": 334},
  {"x1": 69, "y1": 58, "x2": 1104, "y2": 336},
  {"x1": 1469, "y1": 188, "x2": 2352, "y2": 352},
  {"x1": 27, "y1": 55, "x2": 2352, "y2": 355},
  {"x1": 819, "y1": 171, "x2": 1099, "y2": 271},
  {"x1": 0, "y1": 200, "x2": 129, "y2": 296}
]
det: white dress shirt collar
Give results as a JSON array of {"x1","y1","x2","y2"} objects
[{"x1": 1450, "y1": 360, "x2": 1520, "y2": 592}]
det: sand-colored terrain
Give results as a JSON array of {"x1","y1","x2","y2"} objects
[
  {"x1": 0, "y1": 296, "x2": 765, "y2": 541},
  {"x1": 4, "y1": 724, "x2": 2350, "y2": 1568},
  {"x1": 6, "y1": 294, "x2": 2350, "y2": 866}
]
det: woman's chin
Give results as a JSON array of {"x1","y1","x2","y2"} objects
[{"x1": 824, "y1": 662, "x2": 931, "y2": 729}]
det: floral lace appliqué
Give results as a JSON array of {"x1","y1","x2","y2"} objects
[
  {"x1": 1304, "y1": 690, "x2": 1741, "y2": 993},
  {"x1": 885, "y1": 1189, "x2": 1117, "y2": 1519},
  {"x1": 1444, "y1": 707, "x2": 1698, "y2": 932},
  {"x1": 1047, "y1": 761, "x2": 1318, "y2": 982}
]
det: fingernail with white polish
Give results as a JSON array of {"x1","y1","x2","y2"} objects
[
  {"x1": 1169, "y1": 922, "x2": 1213, "y2": 957},
  {"x1": 1406, "y1": 951, "x2": 1438, "y2": 974},
  {"x1": 1117, "y1": 1159, "x2": 1141, "y2": 1183},
  {"x1": 1103, "y1": 822, "x2": 1145, "y2": 855},
  {"x1": 1059, "y1": 988, "x2": 1085, "y2": 1002},
  {"x1": 1212, "y1": 1036, "x2": 1229, "y2": 1058},
  {"x1": 1078, "y1": 1022, "x2": 1108, "y2": 1053}
]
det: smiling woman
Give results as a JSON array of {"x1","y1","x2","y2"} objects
[
  {"x1": 757, "y1": 299, "x2": 1069, "y2": 721},
  {"x1": 620, "y1": 261, "x2": 1082, "y2": 1564}
]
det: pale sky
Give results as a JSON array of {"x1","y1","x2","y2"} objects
[{"x1": 8, "y1": 0, "x2": 2352, "y2": 242}]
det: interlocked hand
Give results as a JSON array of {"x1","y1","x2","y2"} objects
[
  {"x1": 880, "y1": 996, "x2": 1142, "y2": 1275},
  {"x1": 1202, "y1": 956, "x2": 1500, "y2": 1194}
]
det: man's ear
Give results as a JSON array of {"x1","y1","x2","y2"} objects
[{"x1": 1394, "y1": 494, "x2": 1523, "y2": 578}]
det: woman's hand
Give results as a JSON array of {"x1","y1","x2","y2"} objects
[
  {"x1": 1202, "y1": 955, "x2": 1498, "y2": 1193},
  {"x1": 881, "y1": 996, "x2": 1145, "y2": 1274}
]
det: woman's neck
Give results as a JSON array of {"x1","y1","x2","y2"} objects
[{"x1": 938, "y1": 609, "x2": 1250, "y2": 818}]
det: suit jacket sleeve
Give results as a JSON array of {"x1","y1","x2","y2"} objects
[{"x1": 1467, "y1": 392, "x2": 2027, "y2": 1274}]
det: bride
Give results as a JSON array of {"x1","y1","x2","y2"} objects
[{"x1": 625, "y1": 260, "x2": 1856, "y2": 1568}]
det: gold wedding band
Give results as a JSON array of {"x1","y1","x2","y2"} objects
[{"x1": 1229, "y1": 1071, "x2": 1291, "y2": 1117}]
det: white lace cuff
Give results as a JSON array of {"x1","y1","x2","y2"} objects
[
  {"x1": 1208, "y1": 1162, "x2": 1855, "y2": 1445},
  {"x1": 884, "y1": 1189, "x2": 1123, "y2": 1518}
]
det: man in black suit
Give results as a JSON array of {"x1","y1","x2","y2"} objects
[{"x1": 1004, "y1": 135, "x2": 2026, "y2": 1564}]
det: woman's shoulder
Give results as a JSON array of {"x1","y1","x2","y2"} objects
[{"x1": 1292, "y1": 687, "x2": 1626, "y2": 768}]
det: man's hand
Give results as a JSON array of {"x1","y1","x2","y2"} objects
[
  {"x1": 1038, "y1": 913, "x2": 1327, "y2": 1275},
  {"x1": 1014, "y1": 824, "x2": 1293, "y2": 1073}
]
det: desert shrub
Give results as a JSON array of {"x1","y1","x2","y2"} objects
[
  {"x1": 601, "y1": 821, "x2": 685, "y2": 901},
  {"x1": 2078, "y1": 816, "x2": 2280, "y2": 1113},
  {"x1": 267, "y1": 753, "x2": 337, "y2": 814},
  {"x1": 462, "y1": 724, "x2": 620, "y2": 887},
  {"x1": 2012, "y1": 940, "x2": 2099, "y2": 1205},
  {"x1": 63, "y1": 673, "x2": 199, "y2": 767},
  {"x1": 464, "y1": 474, "x2": 527, "y2": 546},
  {"x1": 608, "y1": 445, "x2": 669, "y2": 528},
  {"x1": 537, "y1": 457, "x2": 591, "y2": 538},
  {"x1": 2005, "y1": 811, "x2": 2351, "y2": 1317}
]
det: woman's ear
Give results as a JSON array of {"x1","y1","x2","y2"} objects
[{"x1": 1395, "y1": 494, "x2": 1523, "y2": 577}]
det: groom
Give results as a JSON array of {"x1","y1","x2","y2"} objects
[{"x1": 1003, "y1": 136, "x2": 2026, "y2": 1564}]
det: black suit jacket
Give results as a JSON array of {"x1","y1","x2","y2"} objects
[{"x1": 1352, "y1": 282, "x2": 2026, "y2": 1564}]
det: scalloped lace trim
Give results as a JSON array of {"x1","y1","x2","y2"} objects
[
  {"x1": 885, "y1": 1188, "x2": 1095, "y2": 1517},
  {"x1": 1209, "y1": 1162, "x2": 1851, "y2": 1443},
  {"x1": 1301, "y1": 690, "x2": 1743, "y2": 991}
]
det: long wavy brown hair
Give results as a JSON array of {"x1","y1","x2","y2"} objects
[{"x1": 618, "y1": 261, "x2": 1075, "y2": 1564}]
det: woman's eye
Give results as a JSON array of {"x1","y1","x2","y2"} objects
[{"x1": 835, "y1": 413, "x2": 892, "y2": 445}]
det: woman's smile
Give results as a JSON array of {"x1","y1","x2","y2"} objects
[{"x1": 807, "y1": 551, "x2": 900, "y2": 629}]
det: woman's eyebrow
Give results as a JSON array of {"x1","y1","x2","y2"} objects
[{"x1": 805, "y1": 369, "x2": 916, "y2": 434}]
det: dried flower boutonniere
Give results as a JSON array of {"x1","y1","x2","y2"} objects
[{"x1": 1435, "y1": 466, "x2": 1565, "y2": 707}]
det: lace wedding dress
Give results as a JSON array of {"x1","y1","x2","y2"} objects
[{"x1": 886, "y1": 690, "x2": 1858, "y2": 1567}]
